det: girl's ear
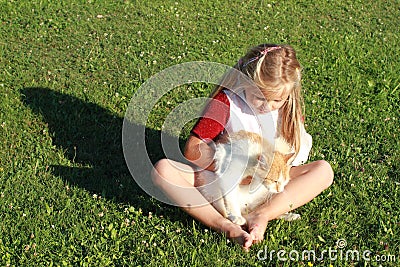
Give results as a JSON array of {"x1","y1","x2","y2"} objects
[{"x1": 284, "y1": 153, "x2": 295, "y2": 164}]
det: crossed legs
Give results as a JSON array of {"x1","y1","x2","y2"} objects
[{"x1": 152, "y1": 159, "x2": 333, "y2": 250}]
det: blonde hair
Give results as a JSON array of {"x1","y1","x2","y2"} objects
[{"x1": 212, "y1": 44, "x2": 304, "y2": 155}]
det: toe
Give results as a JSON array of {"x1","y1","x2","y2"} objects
[
  {"x1": 242, "y1": 233, "x2": 253, "y2": 251},
  {"x1": 249, "y1": 224, "x2": 265, "y2": 243}
]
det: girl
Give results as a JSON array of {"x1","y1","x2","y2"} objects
[{"x1": 152, "y1": 44, "x2": 334, "y2": 251}]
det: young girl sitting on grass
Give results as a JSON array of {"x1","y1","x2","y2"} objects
[{"x1": 152, "y1": 44, "x2": 334, "y2": 251}]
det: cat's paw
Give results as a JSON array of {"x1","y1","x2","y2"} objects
[
  {"x1": 278, "y1": 212, "x2": 301, "y2": 221},
  {"x1": 228, "y1": 215, "x2": 247, "y2": 226}
]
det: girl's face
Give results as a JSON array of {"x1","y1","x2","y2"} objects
[{"x1": 245, "y1": 88, "x2": 289, "y2": 114}]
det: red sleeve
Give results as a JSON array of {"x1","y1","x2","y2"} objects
[{"x1": 191, "y1": 91, "x2": 230, "y2": 141}]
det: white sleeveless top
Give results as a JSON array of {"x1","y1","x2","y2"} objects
[{"x1": 223, "y1": 90, "x2": 312, "y2": 166}]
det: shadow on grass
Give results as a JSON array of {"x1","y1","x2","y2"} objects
[{"x1": 21, "y1": 87, "x2": 189, "y2": 220}]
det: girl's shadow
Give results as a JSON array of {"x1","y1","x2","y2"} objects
[{"x1": 22, "y1": 87, "x2": 187, "y2": 217}]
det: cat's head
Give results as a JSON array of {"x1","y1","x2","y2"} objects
[{"x1": 257, "y1": 151, "x2": 294, "y2": 193}]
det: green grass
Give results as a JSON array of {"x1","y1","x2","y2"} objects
[{"x1": 1, "y1": 0, "x2": 399, "y2": 266}]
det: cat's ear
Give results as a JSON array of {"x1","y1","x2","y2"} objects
[
  {"x1": 284, "y1": 153, "x2": 295, "y2": 164},
  {"x1": 257, "y1": 154, "x2": 268, "y2": 168}
]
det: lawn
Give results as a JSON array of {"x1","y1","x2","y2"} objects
[{"x1": 0, "y1": 0, "x2": 399, "y2": 266}]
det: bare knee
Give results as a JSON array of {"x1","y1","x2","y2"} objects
[
  {"x1": 314, "y1": 160, "x2": 334, "y2": 189},
  {"x1": 152, "y1": 158, "x2": 194, "y2": 188},
  {"x1": 152, "y1": 159, "x2": 172, "y2": 187}
]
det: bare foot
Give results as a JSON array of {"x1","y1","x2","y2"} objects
[
  {"x1": 244, "y1": 212, "x2": 269, "y2": 243},
  {"x1": 220, "y1": 221, "x2": 253, "y2": 251}
]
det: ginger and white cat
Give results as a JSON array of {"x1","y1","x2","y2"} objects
[{"x1": 196, "y1": 131, "x2": 299, "y2": 225}]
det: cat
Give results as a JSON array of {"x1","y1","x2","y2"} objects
[{"x1": 196, "y1": 130, "x2": 300, "y2": 225}]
